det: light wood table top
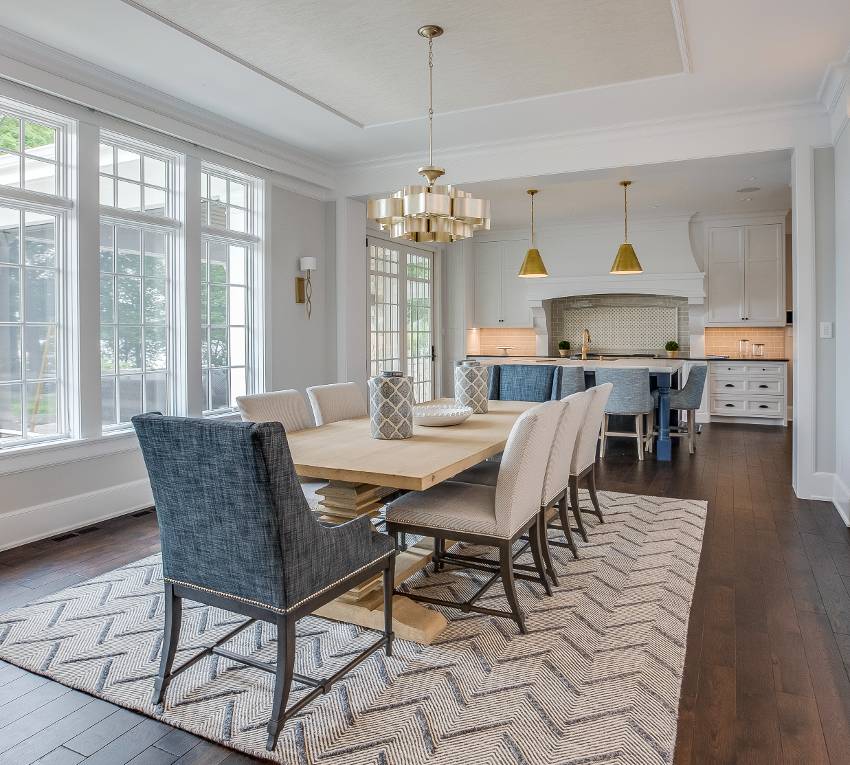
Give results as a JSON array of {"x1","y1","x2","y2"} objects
[{"x1": 287, "y1": 399, "x2": 535, "y2": 491}]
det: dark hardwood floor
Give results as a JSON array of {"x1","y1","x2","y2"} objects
[{"x1": 2, "y1": 422, "x2": 850, "y2": 764}]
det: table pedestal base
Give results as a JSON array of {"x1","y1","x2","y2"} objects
[{"x1": 313, "y1": 481, "x2": 449, "y2": 644}]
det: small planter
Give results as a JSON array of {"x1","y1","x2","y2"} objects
[
  {"x1": 558, "y1": 349, "x2": 568, "y2": 357},
  {"x1": 666, "y1": 350, "x2": 678, "y2": 358}
]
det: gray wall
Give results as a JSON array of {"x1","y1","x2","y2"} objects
[{"x1": 835, "y1": 126, "x2": 850, "y2": 507}]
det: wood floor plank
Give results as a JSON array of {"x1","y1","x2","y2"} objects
[
  {"x1": 64, "y1": 709, "x2": 148, "y2": 757},
  {"x1": 81, "y1": 718, "x2": 172, "y2": 765}
]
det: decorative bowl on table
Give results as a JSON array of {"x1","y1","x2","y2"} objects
[{"x1": 413, "y1": 403, "x2": 473, "y2": 427}]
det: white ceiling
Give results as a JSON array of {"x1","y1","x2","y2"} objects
[
  {"x1": 129, "y1": 0, "x2": 685, "y2": 126},
  {"x1": 0, "y1": 1, "x2": 848, "y2": 166},
  {"x1": 447, "y1": 151, "x2": 792, "y2": 229}
]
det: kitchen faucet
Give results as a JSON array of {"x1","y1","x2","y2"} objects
[{"x1": 581, "y1": 328, "x2": 591, "y2": 360}]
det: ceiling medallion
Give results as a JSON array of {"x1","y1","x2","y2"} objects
[
  {"x1": 366, "y1": 25, "x2": 491, "y2": 244},
  {"x1": 609, "y1": 180, "x2": 643, "y2": 274},
  {"x1": 518, "y1": 189, "x2": 548, "y2": 278}
]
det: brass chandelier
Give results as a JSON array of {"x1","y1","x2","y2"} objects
[{"x1": 367, "y1": 25, "x2": 491, "y2": 243}]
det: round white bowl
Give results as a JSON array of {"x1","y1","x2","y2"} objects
[{"x1": 413, "y1": 403, "x2": 473, "y2": 427}]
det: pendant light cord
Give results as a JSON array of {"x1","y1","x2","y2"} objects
[
  {"x1": 623, "y1": 182, "x2": 629, "y2": 243},
  {"x1": 531, "y1": 193, "x2": 536, "y2": 246},
  {"x1": 427, "y1": 36, "x2": 434, "y2": 168}
]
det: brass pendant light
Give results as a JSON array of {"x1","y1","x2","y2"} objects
[
  {"x1": 366, "y1": 25, "x2": 491, "y2": 243},
  {"x1": 610, "y1": 180, "x2": 643, "y2": 274},
  {"x1": 518, "y1": 189, "x2": 548, "y2": 278}
]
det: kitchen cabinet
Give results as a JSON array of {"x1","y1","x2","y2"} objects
[
  {"x1": 709, "y1": 360, "x2": 787, "y2": 424},
  {"x1": 472, "y1": 239, "x2": 530, "y2": 327},
  {"x1": 705, "y1": 222, "x2": 785, "y2": 326}
]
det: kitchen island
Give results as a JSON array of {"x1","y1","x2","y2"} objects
[{"x1": 469, "y1": 355, "x2": 689, "y2": 461}]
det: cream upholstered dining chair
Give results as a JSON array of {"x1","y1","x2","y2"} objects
[
  {"x1": 453, "y1": 390, "x2": 593, "y2": 570},
  {"x1": 236, "y1": 389, "x2": 324, "y2": 511},
  {"x1": 306, "y1": 382, "x2": 367, "y2": 426},
  {"x1": 561, "y1": 382, "x2": 613, "y2": 542},
  {"x1": 386, "y1": 400, "x2": 563, "y2": 634}
]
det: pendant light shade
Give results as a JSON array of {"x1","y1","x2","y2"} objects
[
  {"x1": 610, "y1": 180, "x2": 643, "y2": 274},
  {"x1": 518, "y1": 189, "x2": 548, "y2": 278}
]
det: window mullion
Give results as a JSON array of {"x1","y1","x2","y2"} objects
[{"x1": 183, "y1": 154, "x2": 203, "y2": 417}]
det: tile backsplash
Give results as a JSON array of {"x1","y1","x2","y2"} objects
[{"x1": 704, "y1": 327, "x2": 787, "y2": 358}]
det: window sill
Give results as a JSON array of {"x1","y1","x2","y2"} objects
[{"x1": 0, "y1": 430, "x2": 141, "y2": 477}]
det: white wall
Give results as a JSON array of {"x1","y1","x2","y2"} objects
[{"x1": 834, "y1": 124, "x2": 850, "y2": 519}]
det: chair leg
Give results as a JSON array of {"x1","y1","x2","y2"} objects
[
  {"x1": 556, "y1": 494, "x2": 579, "y2": 558},
  {"x1": 538, "y1": 509, "x2": 561, "y2": 583},
  {"x1": 600, "y1": 414, "x2": 609, "y2": 458},
  {"x1": 383, "y1": 560, "x2": 395, "y2": 657},
  {"x1": 432, "y1": 536, "x2": 444, "y2": 572},
  {"x1": 636, "y1": 415, "x2": 644, "y2": 461},
  {"x1": 499, "y1": 540, "x2": 527, "y2": 634},
  {"x1": 688, "y1": 410, "x2": 696, "y2": 454},
  {"x1": 528, "y1": 517, "x2": 553, "y2": 596},
  {"x1": 266, "y1": 616, "x2": 296, "y2": 751},
  {"x1": 646, "y1": 407, "x2": 655, "y2": 453},
  {"x1": 587, "y1": 465, "x2": 604, "y2": 524},
  {"x1": 152, "y1": 582, "x2": 182, "y2": 707},
  {"x1": 570, "y1": 476, "x2": 589, "y2": 542}
]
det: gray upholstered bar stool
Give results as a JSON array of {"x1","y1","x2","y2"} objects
[
  {"x1": 594, "y1": 368, "x2": 655, "y2": 461},
  {"x1": 555, "y1": 366, "x2": 585, "y2": 398},
  {"x1": 648, "y1": 363, "x2": 708, "y2": 454}
]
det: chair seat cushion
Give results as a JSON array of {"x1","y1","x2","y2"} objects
[
  {"x1": 386, "y1": 481, "x2": 506, "y2": 537},
  {"x1": 452, "y1": 461, "x2": 499, "y2": 487}
]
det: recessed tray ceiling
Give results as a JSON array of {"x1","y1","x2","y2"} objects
[{"x1": 128, "y1": 0, "x2": 686, "y2": 126}]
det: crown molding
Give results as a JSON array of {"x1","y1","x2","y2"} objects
[
  {"x1": 818, "y1": 47, "x2": 850, "y2": 144},
  {"x1": 0, "y1": 25, "x2": 337, "y2": 195}
]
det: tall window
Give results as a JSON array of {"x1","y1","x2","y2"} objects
[
  {"x1": 200, "y1": 165, "x2": 258, "y2": 414},
  {"x1": 99, "y1": 135, "x2": 177, "y2": 428},
  {"x1": 368, "y1": 239, "x2": 434, "y2": 403},
  {"x1": 0, "y1": 103, "x2": 68, "y2": 447}
]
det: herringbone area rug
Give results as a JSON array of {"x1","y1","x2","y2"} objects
[{"x1": 0, "y1": 490, "x2": 706, "y2": 764}]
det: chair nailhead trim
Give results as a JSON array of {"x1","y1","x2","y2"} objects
[{"x1": 165, "y1": 551, "x2": 393, "y2": 615}]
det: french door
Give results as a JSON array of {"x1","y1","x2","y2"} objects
[{"x1": 368, "y1": 237, "x2": 435, "y2": 403}]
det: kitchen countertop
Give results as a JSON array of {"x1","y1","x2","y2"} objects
[
  {"x1": 470, "y1": 356, "x2": 687, "y2": 373},
  {"x1": 468, "y1": 354, "x2": 729, "y2": 361}
]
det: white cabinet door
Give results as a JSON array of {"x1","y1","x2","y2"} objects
[
  {"x1": 706, "y1": 227, "x2": 745, "y2": 324},
  {"x1": 472, "y1": 241, "x2": 501, "y2": 327},
  {"x1": 745, "y1": 224, "x2": 785, "y2": 325},
  {"x1": 499, "y1": 240, "x2": 531, "y2": 327}
]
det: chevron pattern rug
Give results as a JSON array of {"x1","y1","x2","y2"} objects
[{"x1": 0, "y1": 490, "x2": 706, "y2": 764}]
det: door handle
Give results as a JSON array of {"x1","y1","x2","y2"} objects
[{"x1": 431, "y1": 345, "x2": 436, "y2": 362}]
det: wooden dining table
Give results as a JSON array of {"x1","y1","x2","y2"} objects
[{"x1": 285, "y1": 399, "x2": 536, "y2": 644}]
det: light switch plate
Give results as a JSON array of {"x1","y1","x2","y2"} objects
[{"x1": 819, "y1": 321, "x2": 833, "y2": 339}]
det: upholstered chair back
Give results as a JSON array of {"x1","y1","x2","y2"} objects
[
  {"x1": 542, "y1": 390, "x2": 592, "y2": 506},
  {"x1": 671, "y1": 364, "x2": 708, "y2": 410},
  {"x1": 133, "y1": 414, "x2": 384, "y2": 612},
  {"x1": 306, "y1": 382, "x2": 367, "y2": 426},
  {"x1": 489, "y1": 364, "x2": 558, "y2": 402},
  {"x1": 236, "y1": 389, "x2": 313, "y2": 431},
  {"x1": 571, "y1": 383, "x2": 613, "y2": 475},
  {"x1": 494, "y1": 400, "x2": 562, "y2": 535},
  {"x1": 594, "y1": 368, "x2": 653, "y2": 415},
  {"x1": 555, "y1": 366, "x2": 586, "y2": 399}
]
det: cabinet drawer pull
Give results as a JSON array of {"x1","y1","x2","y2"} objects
[
  {"x1": 724, "y1": 383, "x2": 735, "y2": 388},
  {"x1": 758, "y1": 404, "x2": 769, "y2": 409},
  {"x1": 758, "y1": 384, "x2": 768, "y2": 389},
  {"x1": 725, "y1": 403, "x2": 735, "y2": 408}
]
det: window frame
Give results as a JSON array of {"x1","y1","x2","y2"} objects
[
  {"x1": 0, "y1": 97, "x2": 74, "y2": 451},
  {"x1": 199, "y1": 162, "x2": 262, "y2": 417},
  {"x1": 98, "y1": 131, "x2": 182, "y2": 432}
]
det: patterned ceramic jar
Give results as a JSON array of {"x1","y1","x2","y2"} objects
[
  {"x1": 455, "y1": 361, "x2": 489, "y2": 414},
  {"x1": 368, "y1": 371, "x2": 414, "y2": 440}
]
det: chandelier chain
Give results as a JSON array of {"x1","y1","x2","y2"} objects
[{"x1": 427, "y1": 36, "x2": 434, "y2": 168}]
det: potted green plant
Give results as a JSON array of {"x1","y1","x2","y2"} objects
[
  {"x1": 558, "y1": 340, "x2": 570, "y2": 358},
  {"x1": 665, "y1": 340, "x2": 680, "y2": 358}
]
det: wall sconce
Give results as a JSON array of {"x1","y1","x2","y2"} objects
[{"x1": 295, "y1": 256, "x2": 317, "y2": 318}]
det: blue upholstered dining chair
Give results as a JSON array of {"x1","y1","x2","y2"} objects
[
  {"x1": 649, "y1": 364, "x2": 708, "y2": 454},
  {"x1": 132, "y1": 414, "x2": 395, "y2": 752},
  {"x1": 593, "y1": 368, "x2": 655, "y2": 461},
  {"x1": 488, "y1": 364, "x2": 559, "y2": 401}
]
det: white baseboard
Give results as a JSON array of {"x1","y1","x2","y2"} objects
[
  {"x1": 0, "y1": 478, "x2": 154, "y2": 552},
  {"x1": 834, "y1": 474, "x2": 850, "y2": 527}
]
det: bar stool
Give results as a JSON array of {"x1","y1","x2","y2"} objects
[
  {"x1": 649, "y1": 364, "x2": 708, "y2": 454},
  {"x1": 555, "y1": 366, "x2": 585, "y2": 398},
  {"x1": 594, "y1": 368, "x2": 655, "y2": 461}
]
